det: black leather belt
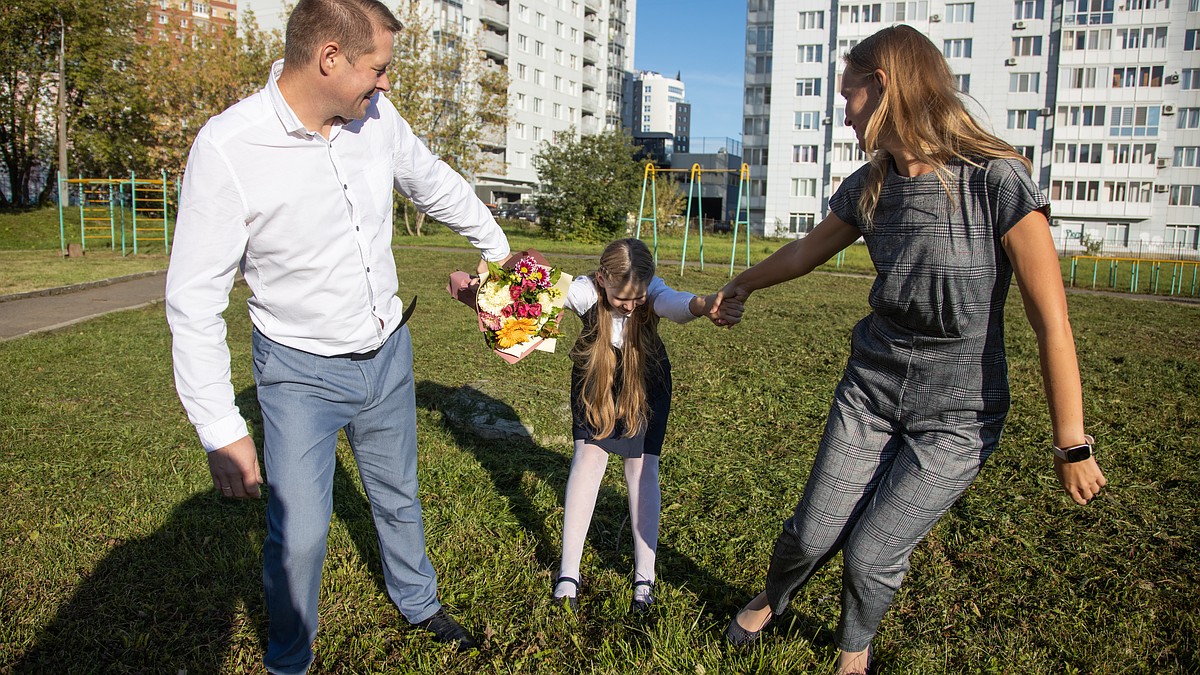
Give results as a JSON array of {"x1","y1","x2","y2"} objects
[{"x1": 333, "y1": 296, "x2": 417, "y2": 361}]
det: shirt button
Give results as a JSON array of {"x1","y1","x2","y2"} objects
[
  {"x1": 366, "y1": 267, "x2": 371, "y2": 272},
  {"x1": 355, "y1": 226, "x2": 360, "y2": 231},
  {"x1": 343, "y1": 184, "x2": 348, "y2": 190}
]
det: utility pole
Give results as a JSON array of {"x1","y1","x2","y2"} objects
[{"x1": 58, "y1": 15, "x2": 68, "y2": 187}]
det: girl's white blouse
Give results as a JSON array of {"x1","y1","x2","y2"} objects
[{"x1": 564, "y1": 275, "x2": 698, "y2": 349}]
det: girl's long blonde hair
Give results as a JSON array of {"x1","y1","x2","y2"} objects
[
  {"x1": 570, "y1": 238, "x2": 659, "y2": 440},
  {"x1": 846, "y1": 24, "x2": 1032, "y2": 226}
]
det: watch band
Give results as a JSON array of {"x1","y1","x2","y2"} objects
[{"x1": 1053, "y1": 434, "x2": 1095, "y2": 463}]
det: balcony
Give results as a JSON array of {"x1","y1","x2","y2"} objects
[
  {"x1": 583, "y1": 0, "x2": 600, "y2": 15},
  {"x1": 479, "y1": 0, "x2": 509, "y2": 30},
  {"x1": 479, "y1": 125, "x2": 507, "y2": 149},
  {"x1": 582, "y1": 91, "x2": 600, "y2": 113},
  {"x1": 581, "y1": 115, "x2": 600, "y2": 135},
  {"x1": 582, "y1": 40, "x2": 601, "y2": 64},
  {"x1": 583, "y1": 15, "x2": 599, "y2": 37},
  {"x1": 581, "y1": 67, "x2": 600, "y2": 89},
  {"x1": 480, "y1": 30, "x2": 508, "y2": 60}
]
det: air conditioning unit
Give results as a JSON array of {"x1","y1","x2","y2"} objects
[
  {"x1": 1014, "y1": 20, "x2": 1027, "y2": 30},
  {"x1": 1162, "y1": 104, "x2": 1176, "y2": 115},
  {"x1": 1156, "y1": 158, "x2": 1169, "y2": 169},
  {"x1": 1154, "y1": 184, "x2": 1169, "y2": 193},
  {"x1": 930, "y1": 14, "x2": 941, "y2": 22},
  {"x1": 1166, "y1": 73, "x2": 1180, "y2": 84},
  {"x1": 1004, "y1": 57, "x2": 1018, "y2": 66},
  {"x1": 1039, "y1": 107, "x2": 1053, "y2": 117},
  {"x1": 822, "y1": 117, "x2": 832, "y2": 125}
]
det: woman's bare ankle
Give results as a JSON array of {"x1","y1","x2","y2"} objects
[
  {"x1": 735, "y1": 591, "x2": 772, "y2": 631},
  {"x1": 836, "y1": 647, "x2": 870, "y2": 675}
]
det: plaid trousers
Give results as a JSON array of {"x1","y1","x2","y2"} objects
[{"x1": 764, "y1": 357, "x2": 1005, "y2": 651}]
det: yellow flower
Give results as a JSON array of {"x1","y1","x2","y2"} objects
[{"x1": 496, "y1": 317, "x2": 538, "y2": 348}]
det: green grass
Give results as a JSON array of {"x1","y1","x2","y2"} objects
[{"x1": 1, "y1": 247, "x2": 1197, "y2": 673}]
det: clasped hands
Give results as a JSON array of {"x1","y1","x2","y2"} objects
[{"x1": 700, "y1": 280, "x2": 750, "y2": 327}]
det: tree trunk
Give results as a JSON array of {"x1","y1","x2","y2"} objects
[
  {"x1": 37, "y1": 161, "x2": 58, "y2": 206},
  {"x1": 415, "y1": 211, "x2": 426, "y2": 236},
  {"x1": 403, "y1": 202, "x2": 415, "y2": 236}
]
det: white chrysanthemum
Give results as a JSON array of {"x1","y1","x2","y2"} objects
[{"x1": 478, "y1": 281, "x2": 512, "y2": 315}]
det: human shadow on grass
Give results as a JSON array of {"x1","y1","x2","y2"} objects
[
  {"x1": 414, "y1": 380, "x2": 757, "y2": 626},
  {"x1": 12, "y1": 384, "x2": 431, "y2": 672}
]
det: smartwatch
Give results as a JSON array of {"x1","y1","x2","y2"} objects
[{"x1": 1053, "y1": 434, "x2": 1095, "y2": 463}]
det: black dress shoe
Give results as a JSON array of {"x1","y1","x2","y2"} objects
[
  {"x1": 725, "y1": 609, "x2": 773, "y2": 646},
  {"x1": 552, "y1": 576, "x2": 580, "y2": 612},
  {"x1": 414, "y1": 607, "x2": 479, "y2": 652},
  {"x1": 629, "y1": 579, "x2": 655, "y2": 614}
]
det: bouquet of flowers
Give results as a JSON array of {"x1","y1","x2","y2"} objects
[{"x1": 448, "y1": 250, "x2": 573, "y2": 364}]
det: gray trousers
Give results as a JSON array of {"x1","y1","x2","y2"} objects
[{"x1": 765, "y1": 370, "x2": 1004, "y2": 651}]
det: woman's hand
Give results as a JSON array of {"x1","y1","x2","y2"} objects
[{"x1": 1054, "y1": 456, "x2": 1106, "y2": 505}]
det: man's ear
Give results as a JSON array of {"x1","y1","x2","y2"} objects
[{"x1": 318, "y1": 42, "x2": 341, "y2": 75}]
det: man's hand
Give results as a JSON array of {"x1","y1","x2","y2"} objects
[
  {"x1": 208, "y1": 435, "x2": 263, "y2": 499},
  {"x1": 711, "y1": 281, "x2": 751, "y2": 326},
  {"x1": 1053, "y1": 456, "x2": 1106, "y2": 505}
]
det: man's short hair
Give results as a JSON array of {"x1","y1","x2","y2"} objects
[{"x1": 284, "y1": 0, "x2": 401, "y2": 67}]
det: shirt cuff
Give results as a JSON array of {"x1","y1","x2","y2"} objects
[{"x1": 196, "y1": 412, "x2": 251, "y2": 452}]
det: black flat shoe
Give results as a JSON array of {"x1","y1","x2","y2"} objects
[
  {"x1": 725, "y1": 608, "x2": 773, "y2": 647},
  {"x1": 414, "y1": 607, "x2": 479, "y2": 652},
  {"x1": 629, "y1": 579, "x2": 655, "y2": 614},
  {"x1": 552, "y1": 576, "x2": 580, "y2": 612}
]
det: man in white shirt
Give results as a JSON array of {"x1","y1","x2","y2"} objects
[{"x1": 164, "y1": 0, "x2": 510, "y2": 671}]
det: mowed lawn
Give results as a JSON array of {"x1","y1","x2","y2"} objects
[{"x1": 0, "y1": 247, "x2": 1197, "y2": 674}]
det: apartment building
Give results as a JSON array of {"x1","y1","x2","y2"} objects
[
  {"x1": 426, "y1": 0, "x2": 637, "y2": 204},
  {"x1": 628, "y1": 71, "x2": 691, "y2": 150},
  {"x1": 145, "y1": 0, "x2": 238, "y2": 43},
  {"x1": 743, "y1": 0, "x2": 1200, "y2": 254}
]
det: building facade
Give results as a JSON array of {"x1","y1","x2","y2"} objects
[
  {"x1": 628, "y1": 71, "x2": 691, "y2": 148},
  {"x1": 145, "y1": 0, "x2": 238, "y2": 43},
  {"x1": 743, "y1": 0, "x2": 1200, "y2": 255}
]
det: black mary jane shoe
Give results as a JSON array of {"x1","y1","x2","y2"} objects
[
  {"x1": 629, "y1": 579, "x2": 655, "y2": 614},
  {"x1": 551, "y1": 576, "x2": 580, "y2": 612},
  {"x1": 724, "y1": 608, "x2": 773, "y2": 647}
]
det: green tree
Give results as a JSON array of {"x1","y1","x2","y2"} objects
[
  {"x1": 532, "y1": 128, "x2": 642, "y2": 241},
  {"x1": 0, "y1": 0, "x2": 143, "y2": 206},
  {"x1": 387, "y1": 0, "x2": 509, "y2": 236},
  {"x1": 134, "y1": 14, "x2": 282, "y2": 177}
]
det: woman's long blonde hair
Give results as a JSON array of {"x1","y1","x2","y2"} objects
[
  {"x1": 570, "y1": 238, "x2": 659, "y2": 440},
  {"x1": 846, "y1": 24, "x2": 1031, "y2": 226}
]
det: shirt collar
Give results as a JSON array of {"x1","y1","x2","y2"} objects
[{"x1": 266, "y1": 59, "x2": 345, "y2": 139}]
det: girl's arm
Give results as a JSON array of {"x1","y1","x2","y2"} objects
[
  {"x1": 1002, "y1": 209, "x2": 1106, "y2": 506},
  {"x1": 647, "y1": 277, "x2": 706, "y2": 324},
  {"x1": 716, "y1": 213, "x2": 860, "y2": 311},
  {"x1": 563, "y1": 275, "x2": 598, "y2": 316}
]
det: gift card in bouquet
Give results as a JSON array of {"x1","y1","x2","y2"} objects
[{"x1": 447, "y1": 249, "x2": 572, "y2": 364}]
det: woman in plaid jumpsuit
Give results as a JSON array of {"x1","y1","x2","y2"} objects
[{"x1": 716, "y1": 26, "x2": 1107, "y2": 675}]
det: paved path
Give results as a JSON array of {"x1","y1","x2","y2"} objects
[{"x1": 0, "y1": 271, "x2": 167, "y2": 341}]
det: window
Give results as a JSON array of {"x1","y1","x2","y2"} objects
[
  {"x1": 1104, "y1": 182, "x2": 1153, "y2": 203},
  {"x1": 745, "y1": 147, "x2": 769, "y2": 165},
  {"x1": 1104, "y1": 224, "x2": 1128, "y2": 247},
  {"x1": 840, "y1": 4, "x2": 882, "y2": 23},
  {"x1": 1064, "y1": 28, "x2": 1111, "y2": 50},
  {"x1": 749, "y1": 55, "x2": 773, "y2": 74},
  {"x1": 955, "y1": 74, "x2": 971, "y2": 93},
  {"x1": 1059, "y1": 105, "x2": 1106, "y2": 126},
  {"x1": 515, "y1": 92, "x2": 526, "y2": 109},
  {"x1": 1174, "y1": 147, "x2": 1200, "y2": 168},
  {"x1": 1111, "y1": 66, "x2": 1164, "y2": 88},
  {"x1": 534, "y1": 69, "x2": 544, "y2": 86},
  {"x1": 798, "y1": 44, "x2": 823, "y2": 63},
  {"x1": 797, "y1": 10, "x2": 824, "y2": 29},
  {"x1": 1117, "y1": 26, "x2": 1167, "y2": 49},
  {"x1": 517, "y1": 34, "x2": 528, "y2": 52},
  {"x1": 833, "y1": 142, "x2": 866, "y2": 162},
  {"x1": 1054, "y1": 142, "x2": 1104, "y2": 163},
  {"x1": 1186, "y1": 30, "x2": 1200, "y2": 51},
  {"x1": 1014, "y1": 0, "x2": 1043, "y2": 19},
  {"x1": 745, "y1": 85, "x2": 772, "y2": 105},
  {"x1": 1183, "y1": 69, "x2": 1200, "y2": 90},
  {"x1": 1065, "y1": 67, "x2": 1104, "y2": 89},
  {"x1": 887, "y1": 2, "x2": 928, "y2": 21},
  {"x1": 744, "y1": 116, "x2": 770, "y2": 135},
  {"x1": 946, "y1": 2, "x2": 974, "y2": 22},
  {"x1": 1012, "y1": 36, "x2": 1043, "y2": 56},
  {"x1": 1014, "y1": 146, "x2": 1035, "y2": 161},
  {"x1": 943, "y1": 39, "x2": 972, "y2": 59},
  {"x1": 793, "y1": 145, "x2": 819, "y2": 163},
  {"x1": 1107, "y1": 143, "x2": 1156, "y2": 164},
  {"x1": 792, "y1": 178, "x2": 817, "y2": 197},
  {"x1": 1169, "y1": 185, "x2": 1200, "y2": 207},
  {"x1": 1124, "y1": 0, "x2": 1170, "y2": 7},
  {"x1": 1178, "y1": 108, "x2": 1200, "y2": 129},
  {"x1": 1109, "y1": 105, "x2": 1161, "y2": 137},
  {"x1": 534, "y1": 41, "x2": 544, "y2": 57},
  {"x1": 1010, "y1": 73, "x2": 1040, "y2": 93},
  {"x1": 1165, "y1": 226, "x2": 1200, "y2": 250},
  {"x1": 1050, "y1": 180, "x2": 1100, "y2": 201},
  {"x1": 795, "y1": 111, "x2": 823, "y2": 130},
  {"x1": 536, "y1": 11, "x2": 545, "y2": 28},
  {"x1": 533, "y1": 98, "x2": 543, "y2": 114},
  {"x1": 515, "y1": 122, "x2": 526, "y2": 139},
  {"x1": 796, "y1": 78, "x2": 821, "y2": 96},
  {"x1": 789, "y1": 213, "x2": 816, "y2": 234},
  {"x1": 1008, "y1": 109, "x2": 1038, "y2": 129},
  {"x1": 747, "y1": 25, "x2": 774, "y2": 52},
  {"x1": 1071, "y1": 0, "x2": 1113, "y2": 26}
]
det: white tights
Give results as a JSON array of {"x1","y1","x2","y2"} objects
[{"x1": 554, "y1": 440, "x2": 661, "y2": 601}]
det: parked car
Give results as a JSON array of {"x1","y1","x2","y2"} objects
[{"x1": 712, "y1": 221, "x2": 733, "y2": 234}]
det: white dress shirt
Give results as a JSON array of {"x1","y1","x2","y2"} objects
[
  {"x1": 564, "y1": 275, "x2": 698, "y2": 349},
  {"x1": 166, "y1": 60, "x2": 510, "y2": 452}
]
